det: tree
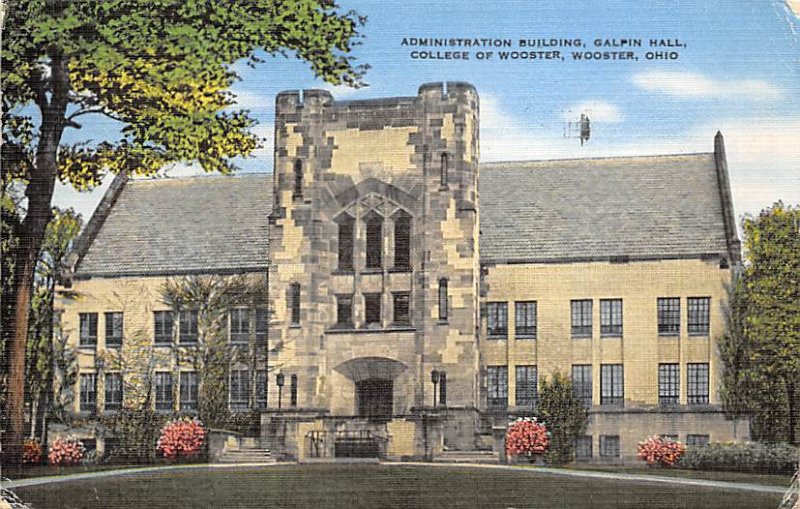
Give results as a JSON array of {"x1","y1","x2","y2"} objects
[
  {"x1": 537, "y1": 371, "x2": 589, "y2": 465},
  {"x1": 2, "y1": 0, "x2": 367, "y2": 462}
]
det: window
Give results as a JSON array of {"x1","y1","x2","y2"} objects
[
  {"x1": 293, "y1": 159, "x2": 303, "y2": 199},
  {"x1": 105, "y1": 312, "x2": 123, "y2": 347},
  {"x1": 661, "y1": 434, "x2": 679, "y2": 442},
  {"x1": 290, "y1": 374, "x2": 298, "y2": 407},
  {"x1": 572, "y1": 365, "x2": 593, "y2": 407},
  {"x1": 154, "y1": 311, "x2": 173, "y2": 345},
  {"x1": 687, "y1": 363, "x2": 709, "y2": 404},
  {"x1": 686, "y1": 434, "x2": 710, "y2": 447},
  {"x1": 394, "y1": 213, "x2": 411, "y2": 270},
  {"x1": 487, "y1": 365, "x2": 508, "y2": 408},
  {"x1": 600, "y1": 299, "x2": 622, "y2": 337},
  {"x1": 180, "y1": 372, "x2": 199, "y2": 412},
  {"x1": 337, "y1": 215, "x2": 355, "y2": 271},
  {"x1": 364, "y1": 293, "x2": 382, "y2": 327},
  {"x1": 336, "y1": 294, "x2": 353, "y2": 327},
  {"x1": 155, "y1": 372, "x2": 173, "y2": 412},
  {"x1": 80, "y1": 373, "x2": 97, "y2": 412},
  {"x1": 79, "y1": 313, "x2": 98, "y2": 347},
  {"x1": 515, "y1": 301, "x2": 537, "y2": 339},
  {"x1": 688, "y1": 297, "x2": 710, "y2": 336},
  {"x1": 487, "y1": 302, "x2": 508, "y2": 338},
  {"x1": 438, "y1": 278, "x2": 448, "y2": 321},
  {"x1": 289, "y1": 283, "x2": 301, "y2": 326},
  {"x1": 657, "y1": 298, "x2": 680, "y2": 336},
  {"x1": 571, "y1": 300, "x2": 592, "y2": 338},
  {"x1": 599, "y1": 435, "x2": 620, "y2": 457},
  {"x1": 255, "y1": 307, "x2": 268, "y2": 343},
  {"x1": 658, "y1": 363, "x2": 680, "y2": 405},
  {"x1": 515, "y1": 365, "x2": 538, "y2": 408},
  {"x1": 575, "y1": 436, "x2": 593, "y2": 460},
  {"x1": 179, "y1": 310, "x2": 198, "y2": 344},
  {"x1": 392, "y1": 292, "x2": 411, "y2": 326},
  {"x1": 365, "y1": 215, "x2": 383, "y2": 269},
  {"x1": 439, "y1": 372, "x2": 447, "y2": 406},
  {"x1": 229, "y1": 308, "x2": 249, "y2": 344},
  {"x1": 229, "y1": 370, "x2": 249, "y2": 412},
  {"x1": 600, "y1": 364, "x2": 624, "y2": 406},
  {"x1": 104, "y1": 373, "x2": 123, "y2": 412},
  {"x1": 255, "y1": 370, "x2": 267, "y2": 409},
  {"x1": 440, "y1": 153, "x2": 449, "y2": 186}
]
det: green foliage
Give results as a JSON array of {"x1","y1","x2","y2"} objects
[
  {"x1": 678, "y1": 442, "x2": 799, "y2": 475},
  {"x1": 101, "y1": 408, "x2": 167, "y2": 463},
  {"x1": 537, "y1": 371, "x2": 588, "y2": 465}
]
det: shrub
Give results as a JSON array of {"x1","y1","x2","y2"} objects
[
  {"x1": 157, "y1": 417, "x2": 207, "y2": 459},
  {"x1": 48, "y1": 436, "x2": 85, "y2": 466},
  {"x1": 678, "y1": 441, "x2": 799, "y2": 474},
  {"x1": 102, "y1": 408, "x2": 166, "y2": 463},
  {"x1": 536, "y1": 371, "x2": 589, "y2": 465},
  {"x1": 506, "y1": 417, "x2": 549, "y2": 457},
  {"x1": 22, "y1": 438, "x2": 43, "y2": 464},
  {"x1": 637, "y1": 436, "x2": 686, "y2": 467}
]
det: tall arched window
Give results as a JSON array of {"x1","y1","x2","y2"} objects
[
  {"x1": 336, "y1": 214, "x2": 355, "y2": 271},
  {"x1": 293, "y1": 160, "x2": 303, "y2": 199},
  {"x1": 438, "y1": 278, "x2": 448, "y2": 321},
  {"x1": 440, "y1": 153, "x2": 449, "y2": 186},
  {"x1": 365, "y1": 215, "x2": 383, "y2": 269},
  {"x1": 393, "y1": 213, "x2": 411, "y2": 270}
]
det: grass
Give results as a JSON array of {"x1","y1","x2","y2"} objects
[
  {"x1": 11, "y1": 464, "x2": 784, "y2": 509},
  {"x1": 568, "y1": 464, "x2": 794, "y2": 487}
]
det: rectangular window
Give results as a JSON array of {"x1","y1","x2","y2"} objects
[
  {"x1": 600, "y1": 364, "x2": 624, "y2": 407},
  {"x1": 180, "y1": 372, "x2": 199, "y2": 412},
  {"x1": 229, "y1": 369, "x2": 249, "y2": 412},
  {"x1": 515, "y1": 301, "x2": 537, "y2": 339},
  {"x1": 572, "y1": 364, "x2": 593, "y2": 407},
  {"x1": 337, "y1": 216, "x2": 355, "y2": 271},
  {"x1": 179, "y1": 310, "x2": 199, "y2": 344},
  {"x1": 487, "y1": 365, "x2": 508, "y2": 408},
  {"x1": 658, "y1": 363, "x2": 680, "y2": 405},
  {"x1": 105, "y1": 312, "x2": 123, "y2": 347},
  {"x1": 658, "y1": 298, "x2": 680, "y2": 336},
  {"x1": 155, "y1": 372, "x2": 173, "y2": 412},
  {"x1": 154, "y1": 311, "x2": 173, "y2": 345},
  {"x1": 571, "y1": 300, "x2": 592, "y2": 338},
  {"x1": 575, "y1": 436, "x2": 593, "y2": 459},
  {"x1": 487, "y1": 302, "x2": 508, "y2": 338},
  {"x1": 599, "y1": 435, "x2": 620, "y2": 457},
  {"x1": 392, "y1": 292, "x2": 411, "y2": 326},
  {"x1": 365, "y1": 216, "x2": 383, "y2": 269},
  {"x1": 687, "y1": 363, "x2": 709, "y2": 404},
  {"x1": 438, "y1": 279, "x2": 448, "y2": 321},
  {"x1": 364, "y1": 293, "x2": 382, "y2": 326},
  {"x1": 79, "y1": 313, "x2": 98, "y2": 347},
  {"x1": 688, "y1": 297, "x2": 710, "y2": 336},
  {"x1": 515, "y1": 365, "x2": 538, "y2": 408},
  {"x1": 229, "y1": 308, "x2": 250, "y2": 344},
  {"x1": 255, "y1": 307, "x2": 268, "y2": 343},
  {"x1": 289, "y1": 283, "x2": 301, "y2": 326},
  {"x1": 336, "y1": 294, "x2": 353, "y2": 327},
  {"x1": 439, "y1": 372, "x2": 447, "y2": 406},
  {"x1": 80, "y1": 373, "x2": 97, "y2": 412},
  {"x1": 600, "y1": 299, "x2": 622, "y2": 337},
  {"x1": 104, "y1": 373, "x2": 123, "y2": 412},
  {"x1": 290, "y1": 374, "x2": 298, "y2": 408},
  {"x1": 661, "y1": 434, "x2": 679, "y2": 442},
  {"x1": 686, "y1": 434, "x2": 710, "y2": 447},
  {"x1": 255, "y1": 370, "x2": 267, "y2": 409}
]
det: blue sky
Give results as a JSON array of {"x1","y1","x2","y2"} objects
[{"x1": 54, "y1": 0, "x2": 800, "y2": 224}]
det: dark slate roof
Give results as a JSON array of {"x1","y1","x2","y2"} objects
[
  {"x1": 75, "y1": 174, "x2": 271, "y2": 277},
  {"x1": 479, "y1": 153, "x2": 732, "y2": 264}
]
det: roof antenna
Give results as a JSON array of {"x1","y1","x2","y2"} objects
[{"x1": 564, "y1": 111, "x2": 592, "y2": 146}]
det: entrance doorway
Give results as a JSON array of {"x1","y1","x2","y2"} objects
[{"x1": 356, "y1": 379, "x2": 393, "y2": 421}]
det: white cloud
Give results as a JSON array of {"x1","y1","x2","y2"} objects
[
  {"x1": 321, "y1": 83, "x2": 367, "y2": 99},
  {"x1": 631, "y1": 71, "x2": 784, "y2": 101},
  {"x1": 230, "y1": 90, "x2": 271, "y2": 112},
  {"x1": 561, "y1": 101, "x2": 623, "y2": 123}
]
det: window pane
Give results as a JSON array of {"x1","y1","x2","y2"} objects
[
  {"x1": 572, "y1": 365, "x2": 593, "y2": 407},
  {"x1": 658, "y1": 298, "x2": 680, "y2": 335},
  {"x1": 229, "y1": 370, "x2": 249, "y2": 412},
  {"x1": 154, "y1": 311, "x2": 173, "y2": 345},
  {"x1": 365, "y1": 293, "x2": 382, "y2": 326},
  {"x1": 687, "y1": 434, "x2": 710, "y2": 447},
  {"x1": 600, "y1": 299, "x2": 622, "y2": 337},
  {"x1": 255, "y1": 308, "x2": 268, "y2": 342},
  {"x1": 80, "y1": 313, "x2": 98, "y2": 346},
  {"x1": 180, "y1": 372, "x2": 198, "y2": 411},
  {"x1": 105, "y1": 312, "x2": 123, "y2": 347},
  {"x1": 337, "y1": 216, "x2": 355, "y2": 271},
  {"x1": 230, "y1": 308, "x2": 250, "y2": 343},
  {"x1": 365, "y1": 216, "x2": 383, "y2": 269},
  {"x1": 600, "y1": 435, "x2": 620, "y2": 457},
  {"x1": 515, "y1": 365, "x2": 538, "y2": 408},
  {"x1": 255, "y1": 370, "x2": 267, "y2": 409},
  {"x1": 80, "y1": 373, "x2": 97, "y2": 412},
  {"x1": 179, "y1": 310, "x2": 198, "y2": 344},
  {"x1": 571, "y1": 300, "x2": 592, "y2": 337},
  {"x1": 155, "y1": 372, "x2": 173, "y2": 411},
  {"x1": 394, "y1": 214, "x2": 411, "y2": 270},
  {"x1": 487, "y1": 302, "x2": 508, "y2": 338},
  {"x1": 290, "y1": 374, "x2": 298, "y2": 407},
  {"x1": 393, "y1": 292, "x2": 411, "y2": 325},
  {"x1": 336, "y1": 295, "x2": 353, "y2": 326},
  {"x1": 290, "y1": 284, "x2": 301, "y2": 326},
  {"x1": 600, "y1": 364, "x2": 623, "y2": 406},
  {"x1": 687, "y1": 363, "x2": 709, "y2": 404},
  {"x1": 104, "y1": 373, "x2": 123, "y2": 411},
  {"x1": 688, "y1": 297, "x2": 710, "y2": 335},
  {"x1": 487, "y1": 366, "x2": 508, "y2": 408},
  {"x1": 438, "y1": 279, "x2": 448, "y2": 321},
  {"x1": 515, "y1": 301, "x2": 537, "y2": 339},
  {"x1": 658, "y1": 363, "x2": 680, "y2": 405},
  {"x1": 576, "y1": 436, "x2": 593, "y2": 459}
]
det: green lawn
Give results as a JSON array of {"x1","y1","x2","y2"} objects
[{"x1": 12, "y1": 464, "x2": 784, "y2": 508}]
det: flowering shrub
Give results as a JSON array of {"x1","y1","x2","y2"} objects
[
  {"x1": 505, "y1": 417, "x2": 550, "y2": 457},
  {"x1": 156, "y1": 417, "x2": 206, "y2": 459},
  {"x1": 637, "y1": 435, "x2": 686, "y2": 467},
  {"x1": 23, "y1": 438, "x2": 43, "y2": 464},
  {"x1": 48, "y1": 435, "x2": 85, "y2": 466}
]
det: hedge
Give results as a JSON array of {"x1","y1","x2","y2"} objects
[{"x1": 678, "y1": 442, "x2": 799, "y2": 475}]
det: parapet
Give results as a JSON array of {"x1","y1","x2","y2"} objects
[{"x1": 276, "y1": 89, "x2": 334, "y2": 114}]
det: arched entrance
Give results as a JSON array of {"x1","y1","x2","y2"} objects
[{"x1": 334, "y1": 357, "x2": 408, "y2": 422}]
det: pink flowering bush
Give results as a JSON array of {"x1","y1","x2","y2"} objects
[
  {"x1": 48, "y1": 435, "x2": 85, "y2": 466},
  {"x1": 637, "y1": 435, "x2": 686, "y2": 467},
  {"x1": 505, "y1": 417, "x2": 550, "y2": 457},
  {"x1": 156, "y1": 417, "x2": 206, "y2": 459},
  {"x1": 23, "y1": 438, "x2": 42, "y2": 464}
]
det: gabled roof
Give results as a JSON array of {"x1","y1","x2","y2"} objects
[
  {"x1": 74, "y1": 174, "x2": 271, "y2": 278},
  {"x1": 479, "y1": 152, "x2": 737, "y2": 264}
]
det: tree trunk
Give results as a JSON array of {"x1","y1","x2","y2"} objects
[{"x1": 787, "y1": 378, "x2": 797, "y2": 445}]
